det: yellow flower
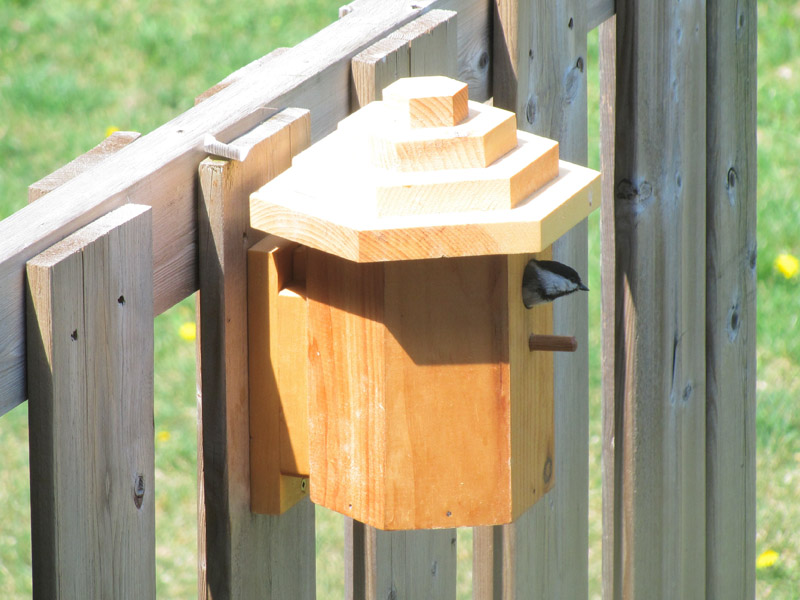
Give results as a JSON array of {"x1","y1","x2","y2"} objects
[
  {"x1": 756, "y1": 549, "x2": 779, "y2": 570},
  {"x1": 775, "y1": 253, "x2": 799, "y2": 279},
  {"x1": 157, "y1": 430, "x2": 171, "y2": 442},
  {"x1": 179, "y1": 321, "x2": 196, "y2": 341},
  {"x1": 105, "y1": 126, "x2": 120, "y2": 138}
]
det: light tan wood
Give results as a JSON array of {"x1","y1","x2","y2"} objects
[
  {"x1": 305, "y1": 250, "x2": 553, "y2": 530},
  {"x1": 28, "y1": 131, "x2": 141, "y2": 203},
  {"x1": 26, "y1": 204, "x2": 155, "y2": 599},
  {"x1": 197, "y1": 109, "x2": 315, "y2": 599},
  {"x1": 251, "y1": 158, "x2": 598, "y2": 261},
  {"x1": 478, "y1": 0, "x2": 591, "y2": 597},
  {"x1": 247, "y1": 235, "x2": 309, "y2": 514},
  {"x1": 0, "y1": 0, "x2": 491, "y2": 416},
  {"x1": 344, "y1": 100, "x2": 518, "y2": 172},
  {"x1": 705, "y1": 0, "x2": 757, "y2": 597},
  {"x1": 382, "y1": 76, "x2": 468, "y2": 128},
  {"x1": 605, "y1": 0, "x2": 707, "y2": 597},
  {"x1": 507, "y1": 253, "x2": 555, "y2": 519},
  {"x1": 351, "y1": 10, "x2": 458, "y2": 110},
  {"x1": 293, "y1": 79, "x2": 564, "y2": 217}
]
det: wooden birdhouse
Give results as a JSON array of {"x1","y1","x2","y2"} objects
[{"x1": 247, "y1": 76, "x2": 600, "y2": 530}]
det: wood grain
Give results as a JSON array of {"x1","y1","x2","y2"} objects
[
  {"x1": 28, "y1": 131, "x2": 141, "y2": 203},
  {"x1": 358, "y1": 101, "x2": 518, "y2": 172},
  {"x1": 0, "y1": 0, "x2": 491, "y2": 416},
  {"x1": 705, "y1": 0, "x2": 757, "y2": 597},
  {"x1": 607, "y1": 1, "x2": 707, "y2": 597},
  {"x1": 197, "y1": 109, "x2": 315, "y2": 599},
  {"x1": 382, "y1": 76, "x2": 468, "y2": 127},
  {"x1": 587, "y1": 0, "x2": 616, "y2": 30},
  {"x1": 305, "y1": 250, "x2": 553, "y2": 531},
  {"x1": 598, "y1": 14, "x2": 619, "y2": 600},
  {"x1": 369, "y1": 528, "x2": 458, "y2": 599},
  {"x1": 26, "y1": 204, "x2": 155, "y2": 599},
  {"x1": 351, "y1": 10, "x2": 459, "y2": 110},
  {"x1": 250, "y1": 159, "x2": 599, "y2": 261},
  {"x1": 248, "y1": 235, "x2": 310, "y2": 515}
]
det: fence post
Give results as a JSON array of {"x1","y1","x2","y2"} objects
[
  {"x1": 476, "y1": 0, "x2": 590, "y2": 596},
  {"x1": 26, "y1": 204, "x2": 155, "y2": 599},
  {"x1": 197, "y1": 109, "x2": 316, "y2": 599},
  {"x1": 705, "y1": 0, "x2": 757, "y2": 597},
  {"x1": 603, "y1": 0, "x2": 708, "y2": 597}
]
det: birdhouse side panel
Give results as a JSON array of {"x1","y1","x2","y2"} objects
[{"x1": 508, "y1": 253, "x2": 556, "y2": 518}]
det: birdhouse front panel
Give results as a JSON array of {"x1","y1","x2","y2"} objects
[{"x1": 305, "y1": 249, "x2": 553, "y2": 530}]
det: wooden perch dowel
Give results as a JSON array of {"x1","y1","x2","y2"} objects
[{"x1": 528, "y1": 333, "x2": 578, "y2": 352}]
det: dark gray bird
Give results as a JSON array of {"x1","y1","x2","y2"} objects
[{"x1": 522, "y1": 259, "x2": 589, "y2": 308}]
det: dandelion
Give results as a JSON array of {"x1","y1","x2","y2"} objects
[
  {"x1": 157, "y1": 430, "x2": 171, "y2": 442},
  {"x1": 179, "y1": 321, "x2": 196, "y2": 341},
  {"x1": 105, "y1": 126, "x2": 120, "y2": 138},
  {"x1": 756, "y1": 549, "x2": 779, "y2": 570},
  {"x1": 774, "y1": 253, "x2": 799, "y2": 279}
]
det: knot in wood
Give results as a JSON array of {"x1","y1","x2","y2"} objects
[{"x1": 133, "y1": 474, "x2": 145, "y2": 509}]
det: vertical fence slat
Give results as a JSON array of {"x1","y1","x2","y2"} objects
[
  {"x1": 197, "y1": 109, "x2": 315, "y2": 599},
  {"x1": 27, "y1": 204, "x2": 155, "y2": 599},
  {"x1": 351, "y1": 8, "x2": 458, "y2": 109},
  {"x1": 482, "y1": 0, "x2": 589, "y2": 596},
  {"x1": 598, "y1": 13, "x2": 618, "y2": 600},
  {"x1": 705, "y1": 0, "x2": 757, "y2": 597},
  {"x1": 604, "y1": 1, "x2": 707, "y2": 597},
  {"x1": 371, "y1": 529, "x2": 458, "y2": 599},
  {"x1": 345, "y1": 12, "x2": 460, "y2": 599}
]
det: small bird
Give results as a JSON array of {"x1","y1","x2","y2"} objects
[{"x1": 522, "y1": 259, "x2": 589, "y2": 308}]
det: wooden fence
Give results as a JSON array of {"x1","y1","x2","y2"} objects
[{"x1": 1, "y1": 0, "x2": 756, "y2": 597}]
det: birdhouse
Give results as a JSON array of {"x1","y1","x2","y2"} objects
[{"x1": 247, "y1": 76, "x2": 600, "y2": 530}]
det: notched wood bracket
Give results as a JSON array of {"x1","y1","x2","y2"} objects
[{"x1": 248, "y1": 237, "x2": 310, "y2": 515}]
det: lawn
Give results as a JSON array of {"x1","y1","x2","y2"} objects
[{"x1": 0, "y1": 1, "x2": 797, "y2": 598}]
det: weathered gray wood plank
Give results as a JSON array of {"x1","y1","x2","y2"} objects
[
  {"x1": 705, "y1": 0, "x2": 757, "y2": 597},
  {"x1": 587, "y1": 0, "x2": 615, "y2": 30},
  {"x1": 351, "y1": 9, "x2": 458, "y2": 109},
  {"x1": 598, "y1": 13, "x2": 618, "y2": 600},
  {"x1": 197, "y1": 109, "x2": 315, "y2": 599},
  {"x1": 26, "y1": 204, "x2": 155, "y2": 599},
  {"x1": 0, "y1": 0, "x2": 490, "y2": 416},
  {"x1": 27, "y1": 131, "x2": 141, "y2": 203},
  {"x1": 370, "y1": 529, "x2": 458, "y2": 600},
  {"x1": 479, "y1": 0, "x2": 590, "y2": 596},
  {"x1": 604, "y1": 1, "x2": 707, "y2": 597}
]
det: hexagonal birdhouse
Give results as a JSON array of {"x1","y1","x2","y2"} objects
[{"x1": 247, "y1": 76, "x2": 599, "y2": 530}]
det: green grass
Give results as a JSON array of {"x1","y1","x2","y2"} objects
[{"x1": 1, "y1": 1, "x2": 798, "y2": 598}]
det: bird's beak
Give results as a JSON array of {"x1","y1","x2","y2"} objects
[{"x1": 579, "y1": 283, "x2": 589, "y2": 291}]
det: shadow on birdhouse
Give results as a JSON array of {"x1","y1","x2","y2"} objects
[{"x1": 247, "y1": 76, "x2": 600, "y2": 530}]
